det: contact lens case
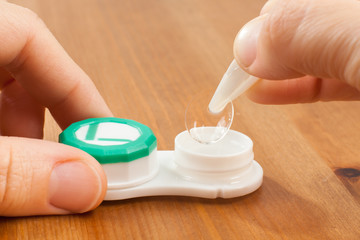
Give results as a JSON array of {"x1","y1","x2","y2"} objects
[{"x1": 59, "y1": 117, "x2": 263, "y2": 200}]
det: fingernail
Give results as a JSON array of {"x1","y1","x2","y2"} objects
[
  {"x1": 234, "y1": 15, "x2": 267, "y2": 68},
  {"x1": 49, "y1": 161, "x2": 103, "y2": 213}
]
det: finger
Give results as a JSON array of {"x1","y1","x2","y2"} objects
[
  {"x1": 0, "y1": 67, "x2": 44, "y2": 137},
  {"x1": 0, "y1": 2, "x2": 112, "y2": 129},
  {"x1": 0, "y1": 68, "x2": 13, "y2": 88},
  {"x1": 234, "y1": 0, "x2": 360, "y2": 90},
  {"x1": 0, "y1": 137, "x2": 106, "y2": 216},
  {"x1": 246, "y1": 76, "x2": 360, "y2": 104},
  {"x1": 0, "y1": 79, "x2": 45, "y2": 138}
]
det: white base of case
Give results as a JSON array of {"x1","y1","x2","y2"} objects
[{"x1": 105, "y1": 150, "x2": 263, "y2": 200}]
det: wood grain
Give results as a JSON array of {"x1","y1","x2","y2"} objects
[{"x1": 2, "y1": 0, "x2": 360, "y2": 239}]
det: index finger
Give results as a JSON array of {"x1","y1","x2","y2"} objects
[{"x1": 0, "y1": 2, "x2": 113, "y2": 129}]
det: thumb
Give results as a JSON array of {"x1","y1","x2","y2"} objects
[
  {"x1": 0, "y1": 137, "x2": 106, "y2": 216},
  {"x1": 234, "y1": 0, "x2": 360, "y2": 89}
]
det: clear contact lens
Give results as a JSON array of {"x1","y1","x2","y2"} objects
[{"x1": 185, "y1": 89, "x2": 234, "y2": 144}]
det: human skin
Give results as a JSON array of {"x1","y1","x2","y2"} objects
[
  {"x1": 233, "y1": 0, "x2": 360, "y2": 104},
  {"x1": 0, "y1": 1, "x2": 113, "y2": 216},
  {"x1": 3, "y1": 0, "x2": 360, "y2": 217}
]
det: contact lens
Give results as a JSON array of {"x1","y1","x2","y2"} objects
[{"x1": 185, "y1": 89, "x2": 234, "y2": 144}]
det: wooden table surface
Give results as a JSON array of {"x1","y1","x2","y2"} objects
[{"x1": 2, "y1": 0, "x2": 360, "y2": 239}]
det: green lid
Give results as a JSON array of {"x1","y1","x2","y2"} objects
[{"x1": 59, "y1": 118, "x2": 157, "y2": 164}]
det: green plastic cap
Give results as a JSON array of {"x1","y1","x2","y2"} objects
[{"x1": 59, "y1": 118, "x2": 157, "y2": 164}]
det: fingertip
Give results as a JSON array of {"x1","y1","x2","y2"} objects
[
  {"x1": 233, "y1": 13, "x2": 303, "y2": 80},
  {"x1": 0, "y1": 138, "x2": 107, "y2": 216},
  {"x1": 233, "y1": 15, "x2": 266, "y2": 69},
  {"x1": 238, "y1": 0, "x2": 360, "y2": 87},
  {"x1": 49, "y1": 157, "x2": 107, "y2": 213},
  {"x1": 260, "y1": 0, "x2": 280, "y2": 15}
]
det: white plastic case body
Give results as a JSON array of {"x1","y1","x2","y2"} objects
[{"x1": 104, "y1": 129, "x2": 263, "y2": 200}]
